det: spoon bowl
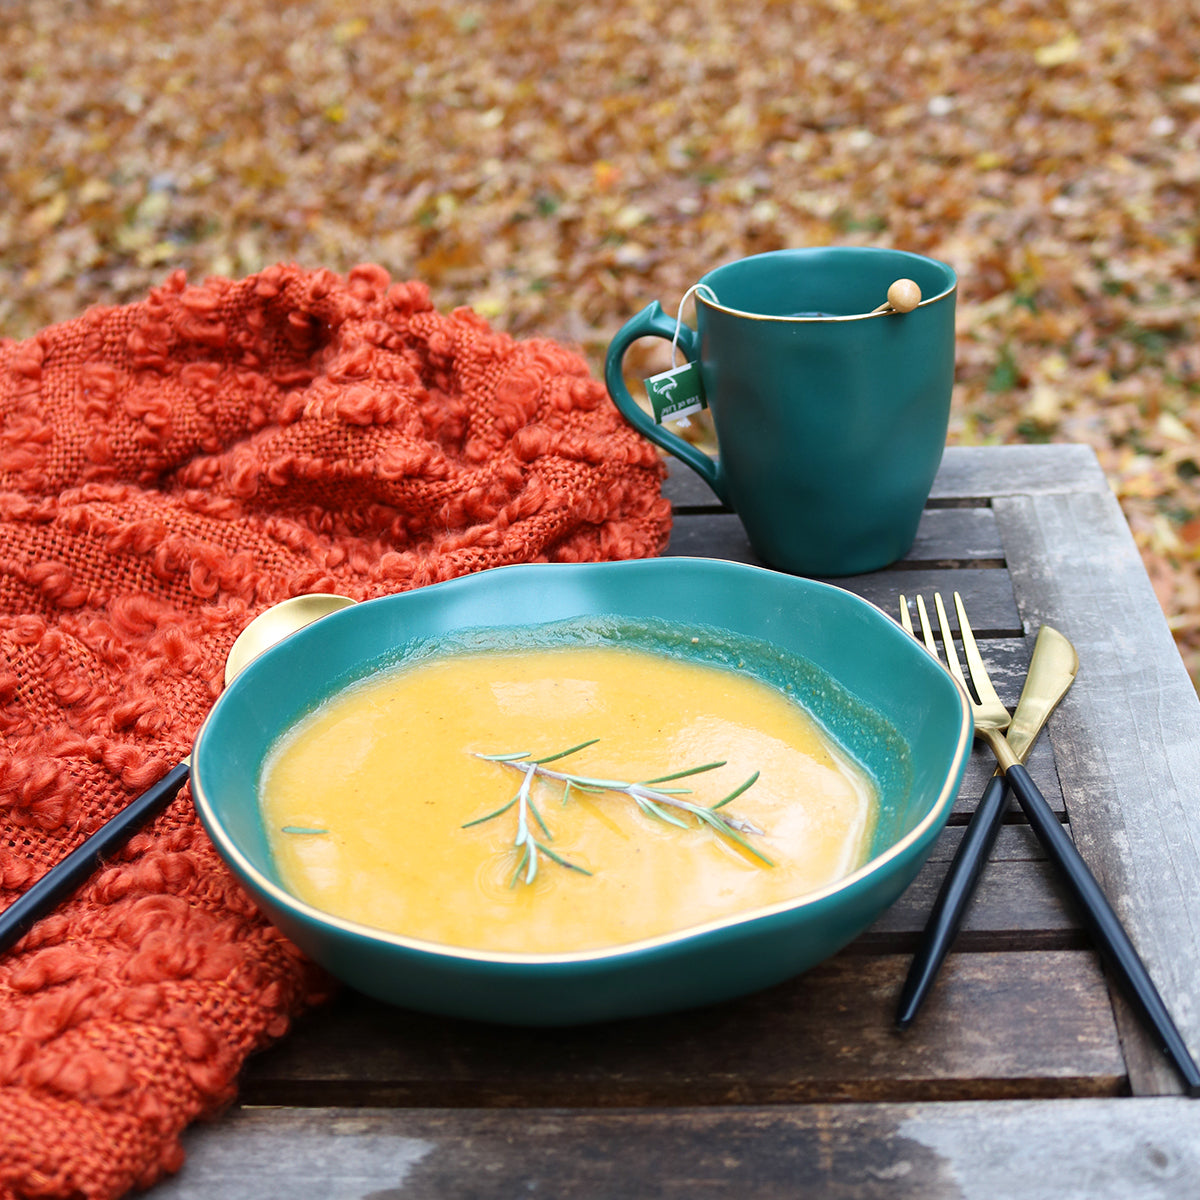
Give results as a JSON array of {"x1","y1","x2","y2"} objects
[{"x1": 226, "y1": 594, "x2": 358, "y2": 685}]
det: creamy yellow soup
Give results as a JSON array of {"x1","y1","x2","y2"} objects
[{"x1": 260, "y1": 645, "x2": 876, "y2": 954}]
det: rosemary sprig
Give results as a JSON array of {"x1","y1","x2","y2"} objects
[{"x1": 465, "y1": 741, "x2": 772, "y2": 885}]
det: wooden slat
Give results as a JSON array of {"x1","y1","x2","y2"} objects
[
  {"x1": 953, "y1": 737, "x2": 1063, "y2": 818},
  {"x1": 928, "y1": 821, "x2": 1047, "y2": 865},
  {"x1": 660, "y1": 442, "x2": 1112, "y2": 509},
  {"x1": 904, "y1": 506, "x2": 1004, "y2": 564},
  {"x1": 931, "y1": 443, "x2": 1110, "y2": 501},
  {"x1": 662, "y1": 504, "x2": 1004, "y2": 568},
  {"x1": 239, "y1": 951, "x2": 1123, "y2": 1108},
  {"x1": 995, "y1": 484, "x2": 1200, "y2": 1096},
  {"x1": 657, "y1": 546, "x2": 1025, "y2": 635},
  {"x1": 861, "y1": 824, "x2": 1081, "y2": 951},
  {"x1": 664, "y1": 510, "x2": 759, "y2": 562},
  {"x1": 160, "y1": 1097, "x2": 1200, "y2": 1200},
  {"x1": 818, "y1": 568, "x2": 1022, "y2": 632}
]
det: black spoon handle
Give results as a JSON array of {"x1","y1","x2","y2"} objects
[
  {"x1": 895, "y1": 773, "x2": 1010, "y2": 1029},
  {"x1": 0, "y1": 760, "x2": 191, "y2": 957},
  {"x1": 1005, "y1": 762, "x2": 1200, "y2": 1097}
]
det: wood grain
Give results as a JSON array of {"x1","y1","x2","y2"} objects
[
  {"x1": 240, "y1": 951, "x2": 1123, "y2": 1108},
  {"x1": 660, "y1": 443, "x2": 1111, "y2": 510},
  {"x1": 904, "y1": 506, "x2": 1004, "y2": 565},
  {"x1": 662, "y1": 506, "x2": 1005, "y2": 569},
  {"x1": 860, "y1": 825, "x2": 1081, "y2": 951},
  {"x1": 930, "y1": 443, "x2": 1110, "y2": 501},
  {"x1": 160, "y1": 1098, "x2": 1200, "y2": 1200}
]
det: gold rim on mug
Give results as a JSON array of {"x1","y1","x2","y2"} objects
[{"x1": 695, "y1": 279, "x2": 957, "y2": 323}]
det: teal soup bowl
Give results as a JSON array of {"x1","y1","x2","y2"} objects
[{"x1": 191, "y1": 559, "x2": 971, "y2": 1026}]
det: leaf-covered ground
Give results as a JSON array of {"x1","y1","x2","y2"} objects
[{"x1": 3, "y1": 0, "x2": 1199, "y2": 683}]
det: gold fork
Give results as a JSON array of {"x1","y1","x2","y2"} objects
[
  {"x1": 900, "y1": 591, "x2": 1018, "y2": 769},
  {"x1": 899, "y1": 589, "x2": 1200, "y2": 1096}
]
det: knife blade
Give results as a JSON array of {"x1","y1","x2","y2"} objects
[{"x1": 1002, "y1": 625, "x2": 1079, "y2": 764}]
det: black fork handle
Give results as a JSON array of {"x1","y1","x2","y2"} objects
[
  {"x1": 895, "y1": 773, "x2": 1010, "y2": 1029},
  {"x1": 1005, "y1": 762, "x2": 1200, "y2": 1096}
]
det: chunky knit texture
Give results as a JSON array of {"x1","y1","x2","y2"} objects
[{"x1": 0, "y1": 263, "x2": 670, "y2": 1200}]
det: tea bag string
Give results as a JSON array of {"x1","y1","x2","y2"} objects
[{"x1": 671, "y1": 283, "x2": 719, "y2": 368}]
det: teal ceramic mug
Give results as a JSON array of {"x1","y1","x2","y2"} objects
[{"x1": 605, "y1": 247, "x2": 957, "y2": 577}]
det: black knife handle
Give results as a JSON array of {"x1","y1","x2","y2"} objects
[
  {"x1": 895, "y1": 773, "x2": 1010, "y2": 1029},
  {"x1": 1006, "y1": 762, "x2": 1200, "y2": 1097}
]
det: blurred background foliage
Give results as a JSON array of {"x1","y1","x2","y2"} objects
[{"x1": 3, "y1": 0, "x2": 1199, "y2": 683}]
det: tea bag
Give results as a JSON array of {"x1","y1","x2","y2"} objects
[{"x1": 643, "y1": 283, "x2": 717, "y2": 426}]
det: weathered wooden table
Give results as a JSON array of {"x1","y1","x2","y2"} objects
[{"x1": 159, "y1": 444, "x2": 1200, "y2": 1198}]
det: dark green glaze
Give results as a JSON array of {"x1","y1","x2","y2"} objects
[
  {"x1": 191, "y1": 560, "x2": 971, "y2": 1026},
  {"x1": 605, "y1": 248, "x2": 957, "y2": 577}
]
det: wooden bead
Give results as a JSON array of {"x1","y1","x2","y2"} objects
[{"x1": 886, "y1": 278, "x2": 922, "y2": 312}]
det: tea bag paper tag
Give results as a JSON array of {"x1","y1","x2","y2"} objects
[
  {"x1": 645, "y1": 361, "x2": 705, "y2": 423},
  {"x1": 643, "y1": 283, "x2": 717, "y2": 425}
]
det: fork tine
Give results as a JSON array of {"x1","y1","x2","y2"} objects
[
  {"x1": 953, "y1": 591, "x2": 1004, "y2": 708},
  {"x1": 933, "y1": 593, "x2": 969, "y2": 693},
  {"x1": 914, "y1": 595, "x2": 938, "y2": 657},
  {"x1": 898, "y1": 594, "x2": 914, "y2": 637}
]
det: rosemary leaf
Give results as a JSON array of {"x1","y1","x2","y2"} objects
[
  {"x1": 527, "y1": 795, "x2": 553, "y2": 839},
  {"x1": 710, "y1": 770, "x2": 761, "y2": 810},
  {"x1": 641, "y1": 760, "x2": 727, "y2": 784},
  {"x1": 510, "y1": 842, "x2": 531, "y2": 888},
  {"x1": 462, "y1": 791, "x2": 520, "y2": 828},
  {"x1": 635, "y1": 797, "x2": 692, "y2": 829},
  {"x1": 694, "y1": 808, "x2": 775, "y2": 866},
  {"x1": 533, "y1": 738, "x2": 599, "y2": 764},
  {"x1": 479, "y1": 751, "x2": 532, "y2": 762},
  {"x1": 536, "y1": 841, "x2": 592, "y2": 875}
]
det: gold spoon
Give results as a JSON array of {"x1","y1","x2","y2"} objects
[
  {"x1": 222, "y1": 593, "x2": 357, "y2": 684},
  {"x1": 870, "y1": 278, "x2": 922, "y2": 313},
  {"x1": 0, "y1": 593, "x2": 356, "y2": 956}
]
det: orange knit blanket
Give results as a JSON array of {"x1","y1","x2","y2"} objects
[{"x1": 0, "y1": 264, "x2": 670, "y2": 1200}]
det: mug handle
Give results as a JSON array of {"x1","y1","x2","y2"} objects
[{"x1": 603, "y1": 301, "x2": 727, "y2": 504}]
